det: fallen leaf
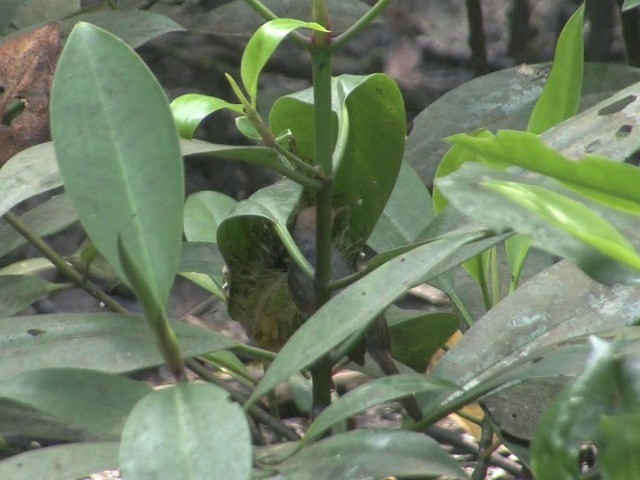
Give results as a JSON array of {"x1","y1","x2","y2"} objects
[{"x1": 0, "y1": 22, "x2": 61, "y2": 165}]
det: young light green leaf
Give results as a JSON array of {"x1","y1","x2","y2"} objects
[
  {"x1": 482, "y1": 180, "x2": 640, "y2": 271},
  {"x1": 51, "y1": 22, "x2": 184, "y2": 307},
  {"x1": 599, "y1": 415, "x2": 640, "y2": 479},
  {"x1": 170, "y1": 93, "x2": 243, "y2": 139},
  {"x1": 622, "y1": 0, "x2": 640, "y2": 12},
  {"x1": 527, "y1": 4, "x2": 584, "y2": 134},
  {"x1": 241, "y1": 18, "x2": 328, "y2": 104},
  {"x1": 120, "y1": 383, "x2": 251, "y2": 480},
  {"x1": 449, "y1": 130, "x2": 640, "y2": 214}
]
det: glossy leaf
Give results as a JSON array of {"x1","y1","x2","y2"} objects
[
  {"x1": 0, "y1": 313, "x2": 239, "y2": 378},
  {"x1": 0, "y1": 368, "x2": 150, "y2": 442},
  {"x1": 482, "y1": 180, "x2": 640, "y2": 271},
  {"x1": 387, "y1": 308, "x2": 459, "y2": 372},
  {"x1": 623, "y1": 0, "x2": 640, "y2": 11},
  {"x1": 0, "y1": 441, "x2": 119, "y2": 480},
  {"x1": 184, "y1": 191, "x2": 237, "y2": 243},
  {"x1": 436, "y1": 162, "x2": 640, "y2": 285},
  {"x1": 405, "y1": 63, "x2": 640, "y2": 184},
  {"x1": 0, "y1": 194, "x2": 77, "y2": 258},
  {"x1": 448, "y1": 130, "x2": 640, "y2": 214},
  {"x1": 527, "y1": 4, "x2": 584, "y2": 134},
  {"x1": 531, "y1": 337, "x2": 617, "y2": 479},
  {"x1": 120, "y1": 383, "x2": 251, "y2": 480},
  {"x1": 247, "y1": 231, "x2": 482, "y2": 405},
  {"x1": 367, "y1": 160, "x2": 432, "y2": 252},
  {"x1": 418, "y1": 261, "x2": 640, "y2": 441},
  {"x1": 241, "y1": 18, "x2": 328, "y2": 104},
  {"x1": 0, "y1": 275, "x2": 68, "y2": 317},
  {"x1": 51, "y1": 23, "x2": 183, "y2": 307},
  {"x1": 60, "y1": 10, "x2": 185, "y2": 48},
  {"x1": 599, "y1": 415, "x2": 640, "y2": 479},
  {"x1": 171, "y1": 94, "x2": 243, "y2": 139},
  {"x1": 302, "y1": 373, "x2": 452, "y2": 445},
  {"x1": 277, "y1": 429, "x2": 466, "y2": 480},
  {"x1": 0, "y1": 142, "x2": 63, "y2": 218}
]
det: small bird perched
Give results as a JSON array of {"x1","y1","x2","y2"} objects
[{"x1": 287, "y1": 206, "x2": 423, "y2": 421}]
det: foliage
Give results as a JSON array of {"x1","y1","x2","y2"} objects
[{"x1": 1, "y1": 1, "x2": 640, "y2": 479}]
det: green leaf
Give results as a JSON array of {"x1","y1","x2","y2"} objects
[
  {"x1": 531, "y1": 337, "x2": 617, "y2": 480},
  {"x1": 623, "y1": 0, "x2": 640, "y2": 11},
  {"x1": 449, "y1": 130, "x2": 640, "y2": 214},
  {"x1": 527, "y1": 4, "x2": 584, "y2": 134},
  {"x1": 302, "y1": 373, "x2": 452, "y2": 445},
  {"x1": 482, "y1": 180, "x2": 640, "y2": 271},
  {"x1": 366, "y1": 160, "x2": 432, "y2": 252},
  {"x1": 61, "y1": 10, "x2": 186, "y2": 48},
  {"x1": 0, "y1": 313, "x2": 239, "y2": 378},
  {"x1": 0, "y1": 275, "x2": 68, "y2": 317},
  {"x1": 241, "y1": 18, "x2": 328, "y2": 104},
  {"x1": 387, "y1": 309, "x2": 459, "y2": 372},
  {"x1": 0, "y1": 441, "x2": 119, "y2": 480},
  {"x1": 0, "y1": 142, "x2": 63, "y2": 218},
  {"x1": 12, "y1": 0, "x2": 79, "y2": 28},
  {"x1": 276, "y1": 429, "x2": 466, "y2": 479},
  {"x1": 184, "y1": 191, "x2": 237, "y2": 243},
  {"x1": 179, "y1": 241, "x2": 226, "y2": 299},
  {"x1": 51, "y1": 22, "x2": 184, "y2": 307},
  {"x1": 0, "y1": 368, "x2": 150, "y2": 441},
  {"x1": 436, "y1": 162, "x2": 640, "y2": 285},
  {"x1": 120, "y1": 383, "x2": 251, "y2": 480},
  {"x1": 599, "y1": 415, "x2": 640, "y2": 479},
  {"x1": 217, "y1": 180, "x2": 304, "y2": 349},
  {"x1": 0, "y1": 194, "x2": 77, "y2": 258},
  {"x1": 0, "y1": 0, "x2": 29, "y2": 32},
  {"x1": 247, "y1": 231, "x2": 483, "y2": 405},
  {"x1": 170, "y1": 94, "x2": 243, "y2": 139},
  {"x1": 405, "y1": 63, "x2": 640, "y2": 185}
]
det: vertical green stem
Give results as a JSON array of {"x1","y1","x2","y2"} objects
[{"x1": 310, "y1": 0, "x2": 334, "y2": 417}]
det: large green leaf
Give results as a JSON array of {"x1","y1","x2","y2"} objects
[
  {"x1": 270, "y1": 74, "x2": 405, "y2": 258},
  {"x1": 0, "y1": 0, "x2": 29, "y2": 32},
  {"x1": 274, "y1": 429, "x2": 466, "y2": 479},
  {"x1": 415, "y1": 261, "x2": 640, "y2": 442},
  {"x1": 0, "y1": 368, "x2": 150, "y2": 442},
  {"x1": 51, "y1": 22, "x2": 183, "y2": 307},
  {"x1": 0, "y1": 441, "x2": 119, "y2": 480},
  {"x1": 0, "y1": 143, "x2": 63, "y2": 218},
  {"x1": 0, "y1": 194, "x2": 77, "y2": 258},
  {"x1": 527, "y1": 4, "x2": 584, "y2": 134},
  {"x1": 405, "y1": 63, "x2": 640, "y2": 185},
  {"x1": 366, "y1": 160, "x2": 432, "y2": 253},
  {"x1": 12, "y1": 0, "x2": 78, "y2": 28},
  {"x1": 437, "y1": 163, "x2": 640, "y2": 285},
  {"x1": 0, "y1": 275, "x2": 68, "y2": 317},
  {"x1": 247, "y1": 231, "x2": 484, "y2": 405},
  {"x1": 119, "y1": 383, "x2": 251, "y2": 480},
  {"x1": 60, "y1": 10, "x2": 185, "y2": 48},
  {"x1": 0, "y1": 313, "x2": 239, "y2": 378},
  {"x1": 217, "y1": 180, "x2": 303, "y2": 349}
]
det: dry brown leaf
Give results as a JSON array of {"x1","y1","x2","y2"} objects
[{"x1": 0, "y1": 22, "x2": 61, "y2": 165}]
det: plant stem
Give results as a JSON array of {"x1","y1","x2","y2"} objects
[
  {"x1": 3, "y1": 212, "x2": 128, "y2": 315},
  {"x1": 309, "y1": 0, "x2": 335, "y2": 417},
  {"x1": 332, "y1": 0, "x2": 391, "y2": 51},
  {"x1": 471, "y1": 416, "x2": 495, "y2": 480},
  {"x1": 617, "y1": 0, "x2": 640, "y2": 67},
  {"x1": 465, "y1": 0, "x2": 489, "y2": 74}
]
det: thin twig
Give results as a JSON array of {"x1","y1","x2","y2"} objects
[
  {"x1": 186, "y1": 358, "x2": 301, "y2": 442},
  {"x1": 332, "y1": 0, "x2": 391, "y2": 51},
  {"x1": 4, "y1": 212, "x2": 128, "y2": 315},
  {"x1": 465, "y1": 0, "x2": 489, "y2": 74}
]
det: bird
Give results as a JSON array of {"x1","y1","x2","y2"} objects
[{"x1": 287, "y1": 206, "x2": 423, "y2": 421}]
